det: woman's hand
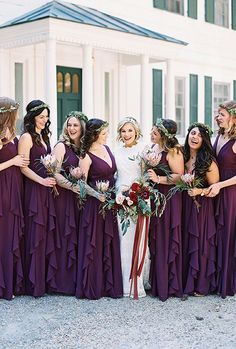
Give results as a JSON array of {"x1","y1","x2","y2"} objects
[
  {"x1": 98, "y1": 194, "x2": 106, "y2": 203},
  {"x1": 206, "y1": 182, "x2": 222, "y2": 197},
  {"x1": 71, "y1": 185, "x2": 80, "y2": 194},
  {"x1": 41, "y1": 177, "x2": 57, "y2": 187},
  {"x1": 12, "y1": 155, "x2": 29, "y2": 167},
  {"x1": 188, "y1": 188, "x2": 201, "y2": 197},
  {"x1": 147, "y1": 169, "x2": 158, "y2": 183}
]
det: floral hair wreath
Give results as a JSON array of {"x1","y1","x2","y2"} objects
[
  {"x1": 188, "y1": 122, "x2": 213, "y2": 136},
  {"x1": 155, "y1": 118, "x2": 176, "y2": 139},
  {"x1": 67, "y1": 111, "x2": 88, "y2": 123},
  {"x1": 0, "y1": 103, "x2": 19, "y2": 114},
  {"x1": 96, "y1": 121, "x2": 109, "y2": 133},
  {"x1": 29, "y1": 103, "x2": 49, "y2": 112},
  {"x1": 219, "y1": 104, "x2": 236, "y2": 117}
]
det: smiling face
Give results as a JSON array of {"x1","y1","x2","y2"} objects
[
  {"x1": 150, "y1": 126, "x2": 162, "y2": 144},
  {"x1": 67, "y1": 117, "x2": 81, "y2": 143},
  {"x1": 188, "y1": 127, "x2": 203, "y2": 151},
  {"x1": 97, "y1": 127, "x2": 109, "y2": 145},
  {"x1": 35, "y1": 108, "x2": 49, "y2": 133},
  {"x1": 120, "y1": 122, "x2": 136, "y2": 147}
]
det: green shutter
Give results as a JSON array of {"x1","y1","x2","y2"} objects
[
  {"x1": 188, "y1": 0, "x2": 198, "y2": 19},
  {"x1": 204, "y1": 76, "x2": 212, "y2": 127},
  {"x1": 205, "y1": 0, "x2": 214, "y2": 23},
  {"x1": 233, "y1": 80, "x2": 236, "y2": 100},
  {"x1": 153, "y1": 69, "x2": 162, "y2": 124},
  {"x1": 153, "y1": 0, "x2": 165, "y2": 10},
  {"x1": 190, "y1": 74, "x2": 198, "y2": 123},
  {"x1": 232, "y1": 0, "x2": 236, "y2": 30}
]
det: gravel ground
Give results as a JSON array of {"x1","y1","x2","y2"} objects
[{"x1": 0, "y1": 294, "x2": 235, "y2": 349}]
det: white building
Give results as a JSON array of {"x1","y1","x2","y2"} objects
[{"x1": 0, "y1": 0, "x2": 236, "y2": 145}]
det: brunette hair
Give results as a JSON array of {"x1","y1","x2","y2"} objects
[
  {"x1": 81, "y1": 118, "x2": 108, "y2": 157},
  {"x1": 155, "y1": 118, "x2": 181, "y2": 153}
]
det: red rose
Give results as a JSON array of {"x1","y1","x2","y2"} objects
[
  {"x1": 131, "y1": 182, "x2": 141, "y2": 192},
  {"x1": 129, "y1": 191, "x2": 138, "y2": 204},
  {"x1": 141, "y1": 189, "x2": 150, "y2": 200}
]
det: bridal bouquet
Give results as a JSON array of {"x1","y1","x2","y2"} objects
[
  {"x1": 101, "y1": 177, "x2": 166, "y2": 235},
  {"x1": 40, "y1": 153, "x2": 59, "y2": 196},
  {"x1": 167, "y1": 173, "x2": 203, "y2": 212}
]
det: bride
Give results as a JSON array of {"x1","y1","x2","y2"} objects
[{"x1": 115, "y1": 117, "x2": 150, "y2": 298}]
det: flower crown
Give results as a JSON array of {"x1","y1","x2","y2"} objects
[
  {"x1": 219, "y1": 103, "x2": 236, "y2": 117},
  {"x1": 0, "y1": 104, "x2": 19, "y2": 114},
  {"x1": 155, "y1": 118, "x2": 176, "y2": 139},
  {"x1": 189, "y1": 122, "x2": 213, "y2": 136},
  {"x1": 96, "y1": 121, "x2": 109, "y2": 133},
  {"x1": 67, "y1": 111, "x2": 88, "y2": 123},
  {"x1": 29, "y1": 103, "x2": 49, "y2": 112}
]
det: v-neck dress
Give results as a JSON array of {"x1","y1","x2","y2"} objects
[
  {"x1": 75, "y1": 145, "x2": 123, "y2": 299},
  {"x1": 213, "y1": 136, "x2": 236, "y2": 298}
]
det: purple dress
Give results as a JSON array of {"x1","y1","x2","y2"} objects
[
  {"x1": 53, "y1": 143, "x2": 79, "y2": 295},
  {"x1": 0, "y1": 138, "x2": 24, "y2": 300},
  {"x1": 182, "y1": 181, "x2": 216, "y2": 295},
  {"x1": 149, "y1": 151, "x2": 183, "y2": 301},
  {"x1": 75, "y1": 146, "x2": 123, "y2": 299},
  {"x1": 24, "y1": 140, "x2": 59, "y2": 297},
  {"x1": 214, "y1": 136, "x2": 236, "y2": 298}
]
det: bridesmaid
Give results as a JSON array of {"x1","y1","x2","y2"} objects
[
  {"x1": 75, "y1": 118, "x2": 123, "y2": 299},
  {"x1": 182, "y1": 123, "x2": 219, "y2": 296},
  {"x1": 0, "y1": 97, "x2": 29, "y2": 300},
  {"x1": 18, "y1": 100, "x2": 58, "y2": 297},
  {"x1": 147, "y1": 118, "x2": 184, "y2": 301},
  {"x1": 52, "y1": 111, "x2": 87, "y2": 295},
  {"x1": 208, "y1": 100, "x2": 236, "y2": 298}
]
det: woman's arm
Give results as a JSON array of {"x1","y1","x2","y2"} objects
[
  {"x1": 52, "y1": 142, "x2": 80, "y2": 194},
  {"x1": 188, "y1": 161, "x2": 220, "y2": 197},
  {"x1": 147, "y1": 148, "x2": 184, "y2": 185},
  {"x1": 18, "y1": 133, "x2": 56, "y2": 187},
  {"x1": 0, "y1": 153, "x2": 29, "y2": 172}
]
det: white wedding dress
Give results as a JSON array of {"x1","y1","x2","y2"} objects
[{"x1": 115, "y1": 141, "x2": 150, "y2": 298}]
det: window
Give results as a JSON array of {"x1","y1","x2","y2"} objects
[
  {"x1": 205, "y1": 0, "x2": 229, "y2": 28},
  {"x1": 215, "y1": 0, "x2": 229, "y2": 27},
  {"x1": 153, "y1": 0, "x2": 184, "y2": 15},
  {"x1": 175, "y1": 77, "x2": 185, "y2": 136},
  {"x1": 213, "y1": 82, "x2": 230, "y2": 115},
  {"x1": 15, "y1": 63, "x2": 23, "y2": 134}
]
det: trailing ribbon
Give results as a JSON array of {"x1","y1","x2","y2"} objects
[{"x1": 129, "y1": 215, "x2": 150, "y2": 300}]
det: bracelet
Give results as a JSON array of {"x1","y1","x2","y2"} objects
[
  {"x1": 200, "y1": 189, "x2": 205, "y2": 196},
  {"x1": 157, "y1": 175, "x2": 160, "y2": 184}
]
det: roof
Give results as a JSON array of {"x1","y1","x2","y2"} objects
[{"x1": 0, "y1": 0, "x2": 187, "y2": 46}]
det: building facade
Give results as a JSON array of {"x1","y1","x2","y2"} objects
[{"x1": 0, "y1": 0, "x2": 236, "y2": 145}]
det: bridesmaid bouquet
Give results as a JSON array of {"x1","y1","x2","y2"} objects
[
  {"x1": 40, "y1": 154, "x2": 59, "y2": 196},
  {"x1": 167, "y1": 173, "x2": 203, "y2": 212},
  {"x1": 66, "y1": 167, "x2": 87, "y2": 208}
]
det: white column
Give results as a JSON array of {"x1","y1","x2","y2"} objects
[
  {"x1": 0, "y1": 48, "x2": 10, "y2": 96},
  {"x1": 45, "y1": 38, "x2": 57, "y2": 146},
  {"x1": 166, "y1": 59, "x2": 175, "y2": 119},
  {"x1": 82, "y1": 45, "x2": 93, "y2": 118},
  {"x1": 140, "y1": 54, "x2": 151, "y2": 142}
]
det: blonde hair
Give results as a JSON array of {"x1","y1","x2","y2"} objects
[
  {"x1": 117, "y1": 117, "x2": 142, "y2": 142},
  {"x1": 58, "y1": 112, "x2": 87, "y2": 155},
  {"x1": 0, "y1": 97, "x2": 19, "y2": 146},
  {"x1": 218, "y1": 100, "x2": 236, "y2": 139}
]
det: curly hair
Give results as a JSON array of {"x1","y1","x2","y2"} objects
[
  {"x1": 117, "y1": 117, "x2": 142, "y2": 142},
  {"x1": 217, "y1": 100, "x2": 236, "y2": 139},
  {"x1": 155, "y1": 119, "x2": 181, "y2": 153},
  {"x1": 58, "y1": 112, "x2": 87, "y2": 156},
  {"x1": 80, "y1": 118, "x2": 108, "y2": 158},
  {"x1": 0, "y1": 97, "x2": 19, "y2": 145},
  {"x1": 23, "y1": 100, "x2": 51, "y2": 145},
  {"x1": 184, "y1": 123, "x2": 215, "y2": 181}
]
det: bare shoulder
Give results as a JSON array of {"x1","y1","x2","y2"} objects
[
  {"x1": 19, "y1": 133, "x2": 33, "y2": 146},
  {"x1": 54, "y1": 142, "x2": 65, "y2": 152},
  {"x1": 168, "y1": 147, "x2": 183, "y2": 158},
  {"x1": 232, "y1": 140, "x2": 236, "y2": 154}
]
